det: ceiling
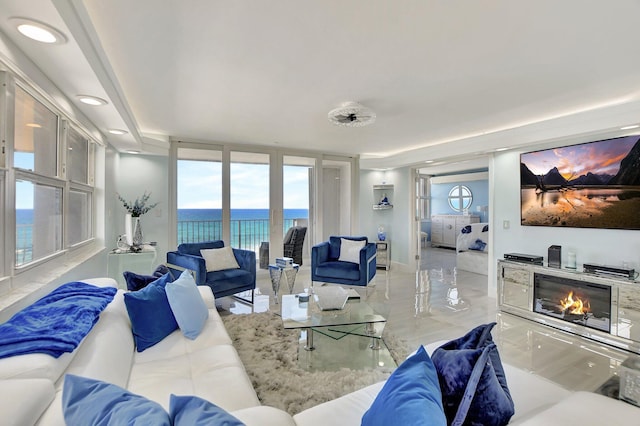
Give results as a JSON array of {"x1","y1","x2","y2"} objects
[{"x1": 1, "y1": 0, "x2": 640, "y2": 171}]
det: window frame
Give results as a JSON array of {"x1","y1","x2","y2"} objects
[
  {"x1": 3, "y1": 72, "x2": 97, "y2": 277},
  {"x1": 448, "y1": 184, "x2": 473, "y2": 212}
]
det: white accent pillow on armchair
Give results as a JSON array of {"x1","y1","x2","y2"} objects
[
  {"x1": 200, "y1": 247, "x2": 240, "y2": 272},
  {"x1": 338, "y1": 238, "x2": 366, "y2": 264}
]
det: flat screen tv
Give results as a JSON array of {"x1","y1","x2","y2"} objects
[{"x1": 520, "y1": 135, "x2": 640, "y2": 229}]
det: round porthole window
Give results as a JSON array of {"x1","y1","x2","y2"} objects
[{"x1": 448, "y1": 185, "x2": 473, "y2": 212}]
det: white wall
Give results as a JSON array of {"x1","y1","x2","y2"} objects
[
  {"x1": 359, "y1": 167, "x2": 412, "y2": 269},
  {"x1": 490, "y1": 150, "x2": 640, "y2": 296},
  {"x1": 114, "y1": 154, "x2": 170, "y2": 260}
]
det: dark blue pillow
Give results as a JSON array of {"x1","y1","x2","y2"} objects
[
  {"x1": 482, "y1": 224, "x2": 489, "y2": 232},
  {"x1": 63, "y1": 375, "x2": 170, "y2": 425},
  {"x1": 432, "y1": 323, "x2": 514, "y2": 426},
  {"x1": 468, "y1": 239, "x2": 487, "y2": 251},
  {"x1": 361, "y1": 345, "x2": 446, "y2": 426},
  {"x1": 123, "y1": 265, "x2": 173, "y2": 291},
  {"x1": 124, "y1": 273, "x2": 178, "y2": 352},
  {"x1": 461, "y1": 225, "x2": 472, "y2": 234},
  {"x1": 169, "y1": 394, "x2": 245, "y2": 425}
]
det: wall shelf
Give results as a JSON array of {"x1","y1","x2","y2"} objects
[
  {"x1": 373, "y1": 184, "x2": 393, "y2": 210},
  {"x1": 373, "y1": 204, "x2": 393, "y2": 210}
]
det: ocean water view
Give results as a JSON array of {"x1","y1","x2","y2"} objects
[
  {"x1": 178, "y1": 208, "x2": 309, "y2": 250},
  {"x1": 16, "y1": 208, "x2": 308, "y2": 264}
]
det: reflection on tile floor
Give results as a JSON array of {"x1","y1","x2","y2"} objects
[{"x1": 217, "y1": 246, "x2": 632, "y2": 392}]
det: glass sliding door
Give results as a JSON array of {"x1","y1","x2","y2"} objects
[
  {"x1": 176, "y1": 147, "x2": 222, "y2": 244},
  {"x1": 283, "y1": 156, "x2": 314, "y2": 265},
  {"x1": 230, "y1": 151, "x2": 270, "y2": 252},
  {"x1": 173, "y1": 144, "x2": 357, "y2": 272}
]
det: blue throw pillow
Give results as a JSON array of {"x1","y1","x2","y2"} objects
[
  {"x1": 166, "y1": 270, "x2": 209, "y2": 340},
  {"x1": 468, "y1": 238, "x2": 487, "y2": 251},
  {"x1": 123, "y1": 265, "x2": 174, "y2": 291},
  {"x1": 361, "y1": 345, "x2": 447, "y2": 426},
  {"x1": 461, "y1": 225, "x2": 472, "y2": 234},
  {"x1": 124, "y1": 273, "x2": 178, "y2": 352},
  {"x1": 62, "y1": 374, "x2": 170, "y2": 425},
  {"x1": 169, "y1": 394, "x2": 245, "y2": 426},
  {"x1": 432, "y1": 323, "x2": 514, "y2": 426}
]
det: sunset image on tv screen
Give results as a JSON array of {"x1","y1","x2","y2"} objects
[{"x1": 520, "y1": 135, "x2": 640, "y2": 229}]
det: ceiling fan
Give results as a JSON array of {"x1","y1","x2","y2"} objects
[{"x1": 328, "y1": 102, "x2": 376, "y2": 127}]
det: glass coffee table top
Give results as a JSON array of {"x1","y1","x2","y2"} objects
[
  {"x1": 281, "y1": 293, "x2": 386, "y2": 330},
  {"x1": 280, "y1": 291, "x2": 396, "y2": 372}
]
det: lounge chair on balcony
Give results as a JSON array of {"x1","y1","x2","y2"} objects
[
  {"x1": 166, "y1": 240, "x2": 256, "y2": 303},
  {"x1": 259, "y1": 226, "x2": 307, "y2": 268},
  {"x1": 311, "y1": 236, "x2": 376, "y2": 287},
  {"x1": 283, "y1": 226, "x2": 307, "y2": 265}
]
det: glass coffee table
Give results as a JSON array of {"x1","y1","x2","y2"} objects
[{"x1": 280, "y1": 291, "x2": 396, "y2": 371}]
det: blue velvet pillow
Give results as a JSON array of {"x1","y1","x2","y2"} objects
[
  {"x1": 432, "y1": 323, "x2": 514, "y2": 426},
  {"x1": 461, "y1": 225, "x2": 472, "y2": 234},
  {"x1": 123, "y1": 265, "x2": 173, "y2": 291},
  {"x1": 468, "y1": 238, "x2": 487, "y2": 251},
  {"x1": 62, "y1": 374, "x2": 170, "y2": 425},
  {"x1": 169, "y1": 394, "x2": 245, "y2": 425},
  {"x1": 165, "y1": 270, "x2": 209, "y2": 340},
  {"x1": 361, "y1": 345, "x2": 447, "y2": 426},
  {"x1": 482, "y1": 224, "x2": 489, "y2": 232},
  {"x1": 124, "y1": 273, "x2": 178, "y2": 351}
]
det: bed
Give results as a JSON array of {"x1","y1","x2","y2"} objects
[{"x1": 456, "y1": 223, "x2": 489, "y2": 275}]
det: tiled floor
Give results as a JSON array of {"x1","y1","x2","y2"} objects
[{"x1": 217, "y1": 246, "x2": 632, "y2": 392}]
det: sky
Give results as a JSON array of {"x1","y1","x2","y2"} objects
[
  {"x1": 177, "y1": 160, "x2": 310, "y2": 209},
  {"x1": 16, "y1": 156, "x2": 310, "y2": 210},
  {"x1": 521, "y1": 135, "x2": 638, "y2": 179}
]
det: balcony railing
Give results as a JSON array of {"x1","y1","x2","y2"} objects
[
  {"x1": 15, "y1": 219, "x2": 305, "y2": 266},
  {"x1": 178, "y1": 218, "x2": 304, "y2": 252}
]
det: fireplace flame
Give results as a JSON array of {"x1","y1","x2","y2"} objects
[{"x1": 559, "y1": 291, "x2": 590, "y2": 315}]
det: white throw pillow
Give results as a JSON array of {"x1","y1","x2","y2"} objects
[
  {"x1": 338, "y1": 238, "x2": 366, "y2": 264},
  {"x1": 200, "y1": 247, "x2": 240, "y2": 272}
]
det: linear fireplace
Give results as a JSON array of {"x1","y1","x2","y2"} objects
[{"x1": 533, "y1": 273, "x2": 611, "y2": 333}]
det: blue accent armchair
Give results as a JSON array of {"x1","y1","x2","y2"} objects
[
  {"x1": 311, "y1": 236, "x2": 376, "y2": 286},
  {"x1": 166, "y1": 240, "x2": 256, "y2": 302}
]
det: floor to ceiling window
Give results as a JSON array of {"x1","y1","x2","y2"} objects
[
  {"x1": 176, "y1": 147, "x2": 223, "y2": 244},
  {"x1": 172, "y1": 143, "x2": 358, "y2": 263},
  {"x1": 230, "y1": 151, "x2": 270, "y2": 252},
  {"x1": 283, "y1": 156, "x2": 313, "y2": 263}
]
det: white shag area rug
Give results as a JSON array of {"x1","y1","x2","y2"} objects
[{"x1": 221, "y1": 311, "x2": 410, "y2": 415}]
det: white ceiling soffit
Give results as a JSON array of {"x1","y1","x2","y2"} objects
[{"x1": 1, "y1": 0, "x2": 640, "y2": 166}]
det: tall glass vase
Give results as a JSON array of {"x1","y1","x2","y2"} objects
[
  {"x1": 132, "y1": 217, "x2": 143, "y2": 247},
  {"x1": 125, "y1": 213, "x2": 133, "y2": 246}
]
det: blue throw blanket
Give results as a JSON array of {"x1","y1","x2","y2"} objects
[{"x1": 0, "y1": 282, "x2": 117, "y2": 359}]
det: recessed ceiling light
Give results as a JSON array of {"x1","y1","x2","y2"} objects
[
  {"x1": 495, "y1": 147, "x2": 509, "y2": 152},
  {"x1": 620, "y1": 125, "x2": 639, "y2": 130},
  {"x1": 11, "y1": 18, "x2": 67, "y2": 44},
  {"x1": 77, "y1": 95, "x2": 108, "y2": 106},
  {"x1": 25, "y1": 122, "x2": 42, "y2": 128},
  {"x1": 108, "y1": 129, "x2": 128, "y2": 135},
  {"x1": 126, "y1": 150, "x2": 140, "y2": 154},
  {"x1": 424, "y1": 160, "x2": 434, "y2": 164}
]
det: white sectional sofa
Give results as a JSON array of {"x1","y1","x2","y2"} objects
[
  {"x1": 293, "y1": 341, "x2": 640, "y2": 425},
  {"x1": 1, "y1": 277, "x2": 638, "y2": 425},
  {"x1": 0, "y1": 278, "x2": 294, "y2": 426}
]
